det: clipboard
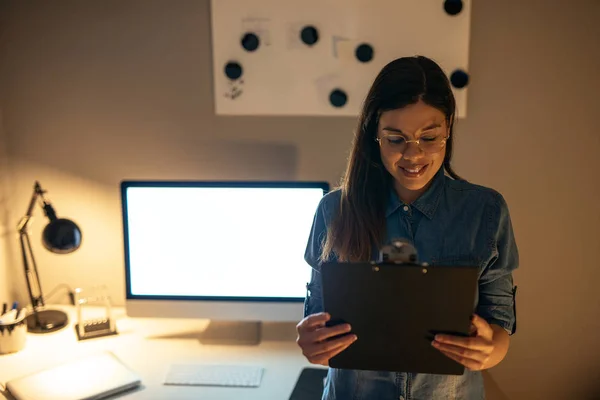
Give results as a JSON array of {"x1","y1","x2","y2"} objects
[{"x1": 320, "y1": 261, "x2": 479, "y2": 375}]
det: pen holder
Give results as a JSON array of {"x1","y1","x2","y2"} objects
[{"x1": 0, "y1": 313, "x2": 27, "y2": 355}]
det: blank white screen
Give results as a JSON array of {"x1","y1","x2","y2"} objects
[{"x1": 125, "y1": 186, "x2": 323, "y2": 299}]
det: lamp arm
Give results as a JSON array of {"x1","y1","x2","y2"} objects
[
  {"x1": 18, "y1": 181, "x2": 47, "y2": 234},
  {"x1": 15, "y1": 181, "x2": 75, "y2": 334},
  {"x1": 20, "y1": 233, "x2": 44, "y2": 328},
  {"x1": 17, "y1": 182, "x2": 49, "y2": 322}
]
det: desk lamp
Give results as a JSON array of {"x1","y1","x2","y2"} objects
[{"x1": 17, "y1": 181, "x2": 82, "y2": 333}]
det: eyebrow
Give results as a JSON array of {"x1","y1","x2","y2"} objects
[{"x1": 382, "y1": 123, "x2": 442, "y2": 134}]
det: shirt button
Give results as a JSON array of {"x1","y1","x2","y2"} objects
[{"x1": 403, "y1": 205, "x2": 409, "y2": 211}]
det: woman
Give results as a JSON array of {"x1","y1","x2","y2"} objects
[{"x1": 296, "y1": 56, "x2": 518, "y2": 399}]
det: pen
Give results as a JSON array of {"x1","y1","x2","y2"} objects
[
  {"x1": 16, "y1": 308, "x2": 25, "y2": 322},
  {"x1": 11, "y1": 301, "x2": 18, "y2": 310},
  {"x1": 1, "y1": 303, "x2": 6, "y2": 315}
]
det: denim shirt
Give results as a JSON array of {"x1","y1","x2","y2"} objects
[{"x1": 303, "y1": 167, "x2": 519, "y2": 400}]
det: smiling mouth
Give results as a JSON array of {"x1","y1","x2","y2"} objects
[{"x1": 399, "y1": 164, "x2": 429, "y2": 178}]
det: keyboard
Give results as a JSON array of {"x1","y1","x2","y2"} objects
[{"x1": 164, "y1": 364, "x2": 264, "y2": 387}]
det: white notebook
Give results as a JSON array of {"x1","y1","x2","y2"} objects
[{"x1": 5, "y1": 351, "x2": 141, "y2": 400}]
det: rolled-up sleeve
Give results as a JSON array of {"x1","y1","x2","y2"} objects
[
  {"x1": 477, "y1": 193, "x2": 519, "y2": 335},
  {"x1": 304, "y1": 197, "x2": 328, "y2": 272},
  {"x1": 303, "y1": 193, "x2": 338, "y2": 318}
]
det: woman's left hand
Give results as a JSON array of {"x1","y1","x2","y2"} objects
[{"x1": 431, "y1": 314, "x2": 495, "y2": 371}]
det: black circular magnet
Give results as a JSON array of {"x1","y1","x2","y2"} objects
[
  {"x1": 329, "y1": 89, "x2": 347, "y2": 108},
  {"x1": 444, "y1": 0, "x2": 463, "y2": 16},
  {"x1": 224, "y1": 61, "x2": 243, "y2": 80},
  {"x1": 450, "y1": 69, "x2": 469, "y2": 88},
  {"x1": 355, "y1": 43, "x2": 374, "y2": 63},
  {"x1": 300, "y1": 26, "x2": 319, "y2": 46},
  {"x1": 241, "y1": 32, "x2": 260, "y2": 52}
]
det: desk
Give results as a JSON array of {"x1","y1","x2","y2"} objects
[{"x1": 0, "y1": 305, "x2": 320, "y2": 399}]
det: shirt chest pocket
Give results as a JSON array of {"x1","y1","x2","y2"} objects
[{"x1": 429, "y1": 231, "x2": 491, "y2": 271}]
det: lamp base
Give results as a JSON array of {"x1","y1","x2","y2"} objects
[{"x1": 26, "y1": 309, "x2": 69, "y2": 333}]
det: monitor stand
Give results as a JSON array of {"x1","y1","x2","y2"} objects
[{"x1": 198, "y1": 321, "x2": 262, "y2": 346}]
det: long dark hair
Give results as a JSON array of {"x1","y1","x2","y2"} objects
[{"x1": 321, "y1": 55, "x2": 461, "y2": 263}]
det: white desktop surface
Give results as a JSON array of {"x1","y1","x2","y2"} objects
[{"x1": 0, "y1": 305, "x2": 318, "y2": 400}]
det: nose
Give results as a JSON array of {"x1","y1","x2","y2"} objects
[{"x1": 402, "y1": 141, "x2": 423, "y2": 161}]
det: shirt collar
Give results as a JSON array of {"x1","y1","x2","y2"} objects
[{"x1": 385, "y1": 166, "x2": 446, "y2": 219}]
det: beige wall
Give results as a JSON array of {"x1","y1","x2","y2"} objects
[{"x1": 0, "y1": 1, "x2": 599, "y2": 399}]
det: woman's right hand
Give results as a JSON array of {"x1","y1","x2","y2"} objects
[{"x1": 296, "y1": 312, "x2": 358, "y2": 366}]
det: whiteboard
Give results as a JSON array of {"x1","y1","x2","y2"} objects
[{"x1": 210, "y1": 0, "x2": 471, "y2": 117}]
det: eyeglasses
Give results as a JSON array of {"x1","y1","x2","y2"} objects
[{"x1": 375, "y1": 132, "x2": 449, "y2": 154}]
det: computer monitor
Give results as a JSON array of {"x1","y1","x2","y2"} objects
[{"x1": 120, "y1": 180, "x2": 329, "y2": 326}]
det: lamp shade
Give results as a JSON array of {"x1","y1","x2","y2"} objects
[{"x1": 42, "y1": 218, "x2": 82, "y2": 254}]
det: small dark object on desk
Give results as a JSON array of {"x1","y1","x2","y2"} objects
[{"x1": 289, "y1": 367, "x2": 328, "y2": 400}]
